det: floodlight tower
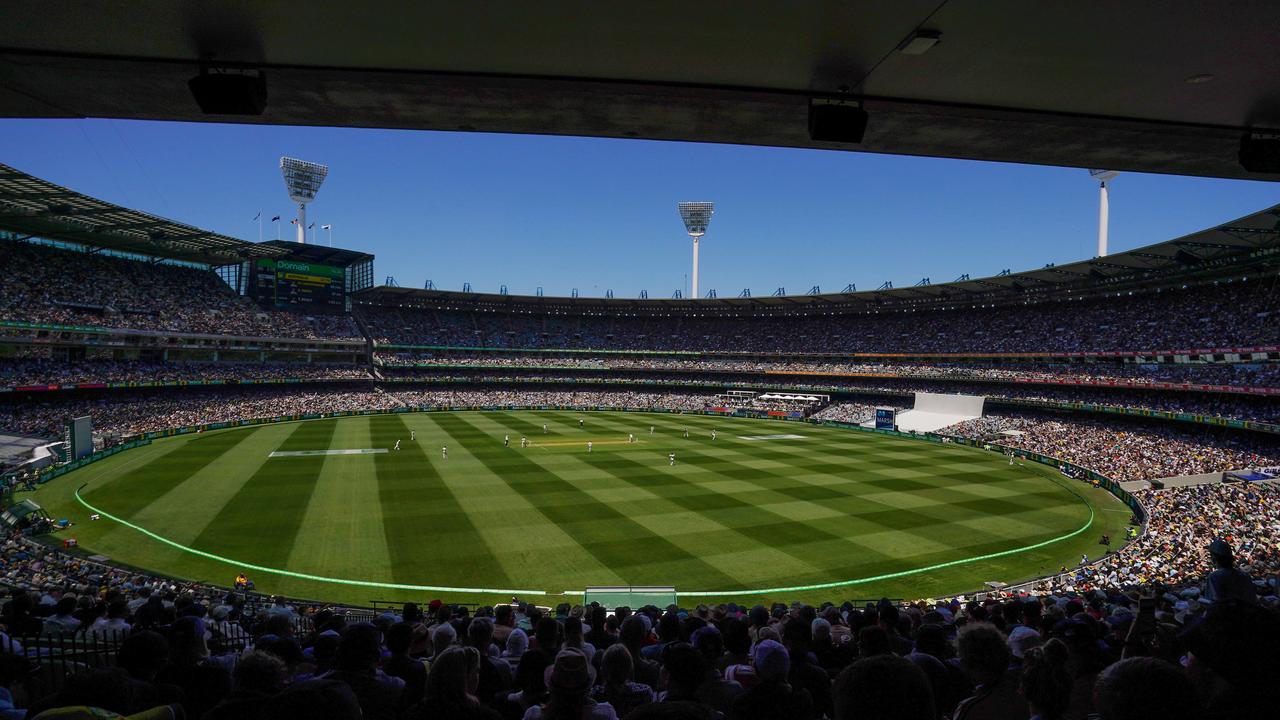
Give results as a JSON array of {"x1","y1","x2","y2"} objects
[
  {"x1": 1088, "y1": 169, "x2": 1119, "y2": 257},
  {"x1": 280, "y1": 157, "x2": 329, "y2": 244},
  {"x1": 677, "y1": 201, "x2": 714, "y2": 298}
]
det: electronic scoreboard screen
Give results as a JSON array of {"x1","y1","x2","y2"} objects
[{"x1": 253, "y1": 258, "x2": 345, "y2": 310}]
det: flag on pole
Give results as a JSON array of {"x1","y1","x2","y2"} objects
[
  {"x1": 321, "y1": 224, "x2": 332, "y2": 230},
  {"x1": 290, "y1": 218, "x2": 298, "y2": 225},
  {"x1": 253, "y1": 212, "x2": 261, "y2": 221},
  {"x1": 308, "y1": 222, "x2": 315, "y2": 229},
  {"x1": 271, "y1": 216, "x2": 280, "y2": 222}
]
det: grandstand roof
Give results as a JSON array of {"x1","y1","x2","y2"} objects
[
  {"x1": 1, "y1": 2, "x2": 1277, "y2": 181},
  {"x1": 357, "y1": 203, "x2": 1280, "y2": 312},
  {"x1": 0, "y1": 163, "x2": 290, "y2": 265},
  {"x1": 257, "y1": 240, "x2": 373, "y2": 267}
]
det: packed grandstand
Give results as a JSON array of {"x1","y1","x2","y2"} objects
[{"x1": 0, "y1": 165, "x2": 1278, "y2": 720}]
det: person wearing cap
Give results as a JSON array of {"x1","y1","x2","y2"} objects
[
  {"x1": 1203, "y1": 538, "x2": 1257, "y2": 604},
  {"x1": 728, "y1": 639, "x2": 813, "y2": 720},
  {"x1": 523, "y1": 647, "x2": 617, "y2": 719}
]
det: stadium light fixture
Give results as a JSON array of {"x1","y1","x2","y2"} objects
[
  {"x1": 1088, "y1": 169, "x2": 1119, "y2": 257},
  {"x1": 677, "y1": 201, "x2": 714, "y2": 299},
  {"x1": 280, "y1": 157, "x2": 329, "y2": 244}
]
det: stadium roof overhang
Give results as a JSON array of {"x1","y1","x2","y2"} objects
[
  {"x1": 256, "y1": 240, "x2": 373, "y2": 267},
  {"x1": 1, "y1": 2, "x2": 1278, "y2": 181},
  {"x1": 354, "y1": 203, "x2": 1280, "y2": 312},
  {"x1": 0, "y1": 163, "x2": 290, "y2": 265}
]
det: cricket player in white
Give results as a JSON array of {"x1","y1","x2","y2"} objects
[
  {"x1": 711, "y1": 430, "x2": 717, "y2": 441},
  {"x1": 442, "y1": 446, "x2": 448, "y2": 458},
  {"x1": 504, "y1": 435, "x2": 510, "y2": 447},
  {"x1": 521, "y1": 436, "x2": 528, "y2": 448},
  {"x1": 669, "y1": 452, "x2": 676, "y2": 466},
  {"x1": 411, "y1": 430, "x2": 416, "y2": 441},
  {"x1": 588, "y1": 441, "x2": 593, "y2": 453},
  {"x1": 543, "y1": 424, "x2": 548, "y2": 434},
  {"x1": 394, "y1": 439, "x2": 401, "y2": 451}
]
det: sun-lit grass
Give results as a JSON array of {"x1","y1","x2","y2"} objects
[{"x1": 33, "y1": 411, "x2": 1131, "y2": 607}]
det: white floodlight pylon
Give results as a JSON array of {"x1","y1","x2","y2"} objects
[
  {"x1": 280, "y1": 157, "x2": 329, "y2": 243},
  {"x1": 1088, "y1": 170, "x2": 1119, "y2": 257},
  {"x1": 677, "y1": 201, "x2": 715, "y2": 298}
]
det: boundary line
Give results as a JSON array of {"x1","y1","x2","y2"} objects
[{"x1": 74, "y1": 462, "x2": 1096, "y2": 597}]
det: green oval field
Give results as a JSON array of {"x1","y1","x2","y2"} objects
[{"x1": 33, "y1": 411, "x2": 1130, "y2": 606}]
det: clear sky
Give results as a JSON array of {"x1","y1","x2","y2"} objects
[{"x1": 2, "y1": 118, "x2": 1276, "y2": 298}]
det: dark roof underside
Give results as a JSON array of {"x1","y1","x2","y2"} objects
[
  {"x1": 0, "y1": 163, "x2": 287, "y2": 265},
  {"x1": 1, "y1": 1, "x2": 1278, "y2": 181}
]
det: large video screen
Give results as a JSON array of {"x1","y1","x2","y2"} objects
[{"x1": 253, "y1": 258, "x2": 345, "y2": 310}]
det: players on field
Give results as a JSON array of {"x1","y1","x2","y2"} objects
[
  {"x1": 587, "y1": 441, "x2": 593, "y2": 453},
  {"x1": 543, "y1": 424, "x2": 548, "y2": 434},
  {"x1": 628, "y1": 433, "x2": 635, "y2": 444},
  {"x1": 442, "y1": 446, "x2": 448, "y2": 459},
  {"x1": 579, "y1": 419, "x2": 584, "y2": 428},
  {"x1": 682, "y1": 428, "x2": 689, "y2": 438},
  {"x1": 669, "y1": 452, "x2": 676, "y2": 466},
  {"x1": 411, "y1": 430, "x2": 416, "y2": 441},
  {"x1": 394, "y1": 439, "x2": 401, "y2": 451},
  {"x1": 504, "y1": 434, "x2": 510, "y2": 447},
  {"x1": 650, "y1": 426, "x2": 654, "y2": 435},
  {"x1": 711, "y1": 430, "x2": 717, "y2": 441},
  {"x1": 521, "y1": 436, "x2": 528, "y2": 448}
]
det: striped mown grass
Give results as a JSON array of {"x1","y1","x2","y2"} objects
[{"x1": 33, "y1": 411, "x2": 1132, "y2": 606}]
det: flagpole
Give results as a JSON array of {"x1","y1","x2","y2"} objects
[{"x1": 257, "y1": 211, "x2": 262, "y2": 243}]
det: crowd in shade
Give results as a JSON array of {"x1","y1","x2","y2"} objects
[
  {"x1": 0, "y1": 517, "x2": 1277, "y2": 719},
  {"x1": 0, "y1": 241, "x2": 362, "y2": 340},
  {"x1": 942, "y1": 411, "x2": 1280, "y2": 481},
  {"x1": 379, "y1": 372, "x2": 1280, "y2": 424},
  {"x1": 0, "y1": 388, "x2": 404, "y2": 440},
  {"x1": 392, "y1": 389, "x2": 723, "y2": 414},
  {"x1": 1034, "y1": 482, "x2": 1280, "y2": 594},
  {"x1": 0, "y1": 359, "x2": 369, "y2": 387},
  {"x1": 811, "y1": 403, "x2": 903, "y2": 425},
  {"x1": 376, "y1": 353, "x2": 1280, "y2": 390},
  {"x1": 357, "y1": 277, "x2": 1279, "y2": 353}
]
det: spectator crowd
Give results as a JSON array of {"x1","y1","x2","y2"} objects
[
  {"x1": 942, "y1": 411, "x2": 1280, "y2": 481},
  {"x1": 0, "y1": 240, "x2": 362, "y2": 340},
  {"x1": 376, "y1": 353, "x2": 1280, "y2": 390},
  {"x1": 0, "y1": 521, "x2": 1276, "y2": 719},
  {"x1": 357, "y1": 277, "x2": 1279, "y2": 354}
]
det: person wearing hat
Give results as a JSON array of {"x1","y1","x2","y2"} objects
[
  {"x1": 1204, "y1": 538, "x2": 1257, "y2": 604},
  {"x1": 524, "y1": 647, "x2": 616, "y2": 719}
]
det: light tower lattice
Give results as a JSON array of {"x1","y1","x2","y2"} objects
[{"x1": 280, "y1": 157, "x2": 329, "y2": 244}]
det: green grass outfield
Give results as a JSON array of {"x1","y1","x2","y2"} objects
[{"x1": 32, "y1": 411, "x2": 1131, "y2": 607}]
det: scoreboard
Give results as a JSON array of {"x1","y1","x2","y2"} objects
[{"x1": 253, "y1": 258, "x2": 345, "y2": 310}]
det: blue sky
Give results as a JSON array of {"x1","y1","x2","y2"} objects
[{"x1": 2, "y1": 119, "x2": 1276, "y2": 298}]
